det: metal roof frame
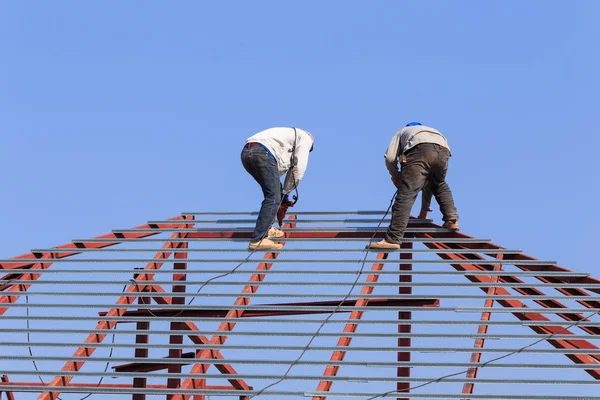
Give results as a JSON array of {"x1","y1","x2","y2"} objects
[{"x1": 1, "y1": 212, "x2": 599, "y2": 400}]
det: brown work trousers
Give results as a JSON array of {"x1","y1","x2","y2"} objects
[{"x1": 385, "y1": 143, "x2": 459, "y2": 244}]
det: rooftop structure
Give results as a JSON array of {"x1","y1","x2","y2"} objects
[{"x1": 1, "y1": 211, "x2": 599, "y2": 399}]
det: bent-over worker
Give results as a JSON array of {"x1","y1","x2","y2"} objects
[
  {"x1": 241, "y1": 127, "x2": 314, "y2": 250},
  {"x1": 369, "y1": 122, "x2": 459, "y2": 249}
]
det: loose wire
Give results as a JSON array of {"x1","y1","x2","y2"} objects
[
  {"x1": 366, "y1": 307, "x2": 600, "y2": 399},
  {"x1": 248, "y1": 189, "x2": 398, "y2": 398},
  {"x1": 23, "y1": 284, "x2": 126, "y2": 400}
]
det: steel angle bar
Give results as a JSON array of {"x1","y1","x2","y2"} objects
[
  {"x1": 11, "y1": 291, "x2": 600, "y2": 301},
  {"x1": 182, "y1": 211, "x2": 389, "y2": 216},
  {"x1": 4, "y1": 329, "x2": 600, "y2": 340},
  {"x1": 0, "y1": 270, "x2": 589, "y2": 277},
  {"x1": 112, "y1": 227, "x2": 456, "y2": 233},
  {"x1": 0, "y1": 387, "x2": 598, "y2": 399},
  {"x1": 3, "y1": 342, "x2": 599, "y2": 353},
  {"x1": 4, "y1": 281, "x2": 596, "y2": 288},
  {"x1": 3, "y1": 359, "x2": 600, "y2": 369},
  {"x1": 29, "y1": 247, "x2": 521, "y2": 254},
  {"x1": 69, "y1": 237, "x2": 492, "y2": 243},
  {"x1": 0, "y1": 371, "x2": 598, "y2": 385},
  {"x1": 4, "y1": 315, "x2": 600, "y2": 327},
  {"x1": 3, "y1": 303, "x2": 596, "y2": 313},
  {"x1": 148, "y1": 218, "x2": 423, "y2": 224},
  {"x1": 0, "y1": 258, "x2": 557, "y2": 264}
]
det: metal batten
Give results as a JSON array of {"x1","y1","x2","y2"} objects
[
  {"x1": 2, "y1": 342, "x2": 598, "y2": 353},
  {"x1": 4, "y1": 281, "x2": 595, "y2": 289},
  {"x1": 9, "y1": 292, "x2": 600, "y2": 301},
  {"x1": 1, "y1": 370, "x2": 598, "y2": 385},
  {"x1": 68, "y1": 237, "x2": 492, "y2": 243},
  {"x1": 29, "y1": 247, "x2": 522, "y2": 253},
  {"x1": 148, "y1": 218, "x2": 422, "y2": 224},
  {"x1": 1, "y1": 269, "x2": 589, "y2": 277},
  {"x1": 182, "y1": 211, "x2": 390, "y2": 216},
  {"x1": 2, "y1": 360, "x2": 598, "y2": 369},
  {"x1": 4, "y1": 329, "x2": 600, "y2": 340},
  {"x1": 3, "y1": 386, "x2": 599, "y2": 398},
  {"x1": 111, "y1": 227, "x2": 459, "y2": 233},
  {"x1": 0, "y1": 258, "x2": 557, "y2": 264},
  {"x1": 2, "y1": 303, "x2": 597, "y2": 313},
  {"x1": 3, "y1": 210, "x2": 600, "y2": 400},
  {"x1": 2, "y1": 315, "x2": 600, "y2": 326}
]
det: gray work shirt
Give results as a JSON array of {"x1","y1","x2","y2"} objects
[{"x1": 384, "y1": 125, "x2": 451, "y2": 179}]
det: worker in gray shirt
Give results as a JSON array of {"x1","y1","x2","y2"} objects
[{"x1": 369, "y1": 122, "x2": 459, "y2": 249}]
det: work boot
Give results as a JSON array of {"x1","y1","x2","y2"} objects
[
  {"x1": 268, "y1": 227, "x2": 284, "y2": 238},
  {"x1": 443, "y1": 220, "x2": 459, "y2": 231},
  {"x1": 248, "y1": 238, "x2": 284, "y2": 251},
  {"x1": 366, "y1": 240, "x2": 401, "y2": 250}
]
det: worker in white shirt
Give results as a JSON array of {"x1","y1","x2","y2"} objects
[
  {"x1": 369, "y1": 122, "x2": 459, "y2": 250},
  {"x1": 241, "y1": 127, "x2": 314, "y2": 250}
]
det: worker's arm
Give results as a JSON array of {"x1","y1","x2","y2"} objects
[
  {"x1": 385, "y1": 133, "x2": 401, "y2": 185},
  {"x1": 283, "y1": 136, "x2": 312, "y2": 194}
]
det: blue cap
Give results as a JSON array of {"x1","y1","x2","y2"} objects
[{"x1": 406, "y1": 122, "x2": 422, "y2": 127}]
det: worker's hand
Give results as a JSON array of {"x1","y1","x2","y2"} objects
[
  {"x1": 281, "y1": 194, "x2": 294, "y2": 207},
  {"x1": 391, "y1": 175, "x2": 400, "y2": 188}
]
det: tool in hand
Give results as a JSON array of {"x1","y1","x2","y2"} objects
[{"x1": 277, "y1": 194, "x2": 298, "y2": 227}]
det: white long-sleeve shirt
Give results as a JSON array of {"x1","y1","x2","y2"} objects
[
  {"x1": 246, "y1": 127, "x2": 314, "y2": 194},
  {"x1": 384, "y1": 125, "x2": 450, "y2": 179}
]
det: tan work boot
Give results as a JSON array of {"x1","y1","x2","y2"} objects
[
  {"x1": 443, "y1": 220, "x2": 459, "y2": 231},
  {"x1": 248, "y1": 238, "x2": 284, "y2": 251},
  {"x1": 366, "y1": 240, "x2": 401, "y2": 250},
  {"x1": 268, "y1": 227, "x2": 284, "y2": 238}
]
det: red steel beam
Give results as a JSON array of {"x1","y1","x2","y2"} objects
[
  {"x1": 312, "y1": 252, "x2": 389, "y2": 400},
  {"x1": 172, "y1": 216, "x2": 299, "y2": 400},
  {"x1": 1, "y1": 257, "x2": 52, "y2": 317},
  {"x1": 397, "y1": 243, "x2": 412, "y2": 400},
  {"x1": 133, "y1": 294, "x2": 150, "y2": 400},
  {"x1": 142, "y1": 285, "x2": 250, "y2": 391},
  {"x1": 184, "y1": 228, "x2": 600, "y2": 291},
  {"x1": 1, "y1": 216, "x2": 191, "y2": 317},
  {"x1": 38, "y1": 227, "x2": 193, "y2": 400},
  {"x1": 461, "y1": 255, "x2": 503, "y2": 398},
  {"x1": 0, "y1": 216, "x2": 189, "y2": 271},
  {"x1": 421, "y1": 237, "x2": 600, "y2": 378},
  {"x1": 115, "y1": 352, "x2": 196, "y2": 373},
  {"x1": 167, "y1": 234, "x2": 188, "y2": 399},
  {"x1": 1, "y1": 375, "x2": 15, "y2": 400},
  {"x1": 418, "y1": 224, "x2": 600, "y2": 294},
  {"x1": 421, "y1": 227, "x2": 600, "y2": 359},
  {"x1": 0, "y1": 382, "x2": 242, "y2": 390}
]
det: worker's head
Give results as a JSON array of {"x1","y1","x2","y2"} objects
[{"x1": 406, "y1": 122, "x2": 422, "y2": 127}]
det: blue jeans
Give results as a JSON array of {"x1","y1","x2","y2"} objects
[{"x1": 241, "y1": 145, "x2": 282, "y2": 241}]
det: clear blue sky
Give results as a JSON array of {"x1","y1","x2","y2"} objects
[
  {"x1": 1, "y1": 2, "x2": 599, "y2": 397},
  {"x1": 1, "y1": 1, "x2": 599, "y2": 270}
]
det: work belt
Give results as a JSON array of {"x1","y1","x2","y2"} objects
[{"x1": 244, "y1": 142, "x2": 275, "y2": 158}]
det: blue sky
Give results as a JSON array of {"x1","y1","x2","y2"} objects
[
  {"x1": 1, "y1": 1, "x2": 600, "y2": 268},
  {"x1": 1, "y1": 1, "x2": 599, "y2": 270},
  {"x1": 1, "y1": 1, "x2": 599, "y2": 397}
]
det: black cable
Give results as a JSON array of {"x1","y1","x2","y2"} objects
[
  {"x1": 248, "y1": 189, "x2": 399, "y2": 398},
  {"x1": 366, "y1": 307, "x2": 600, "y2": 399},
  {"x1": 24, "y1": 284, "x2": 126, "y2": 400}
]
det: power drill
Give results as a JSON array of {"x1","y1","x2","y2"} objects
[{"x1": 277, "y1": 194, "x2": 298, "y2": 226}]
